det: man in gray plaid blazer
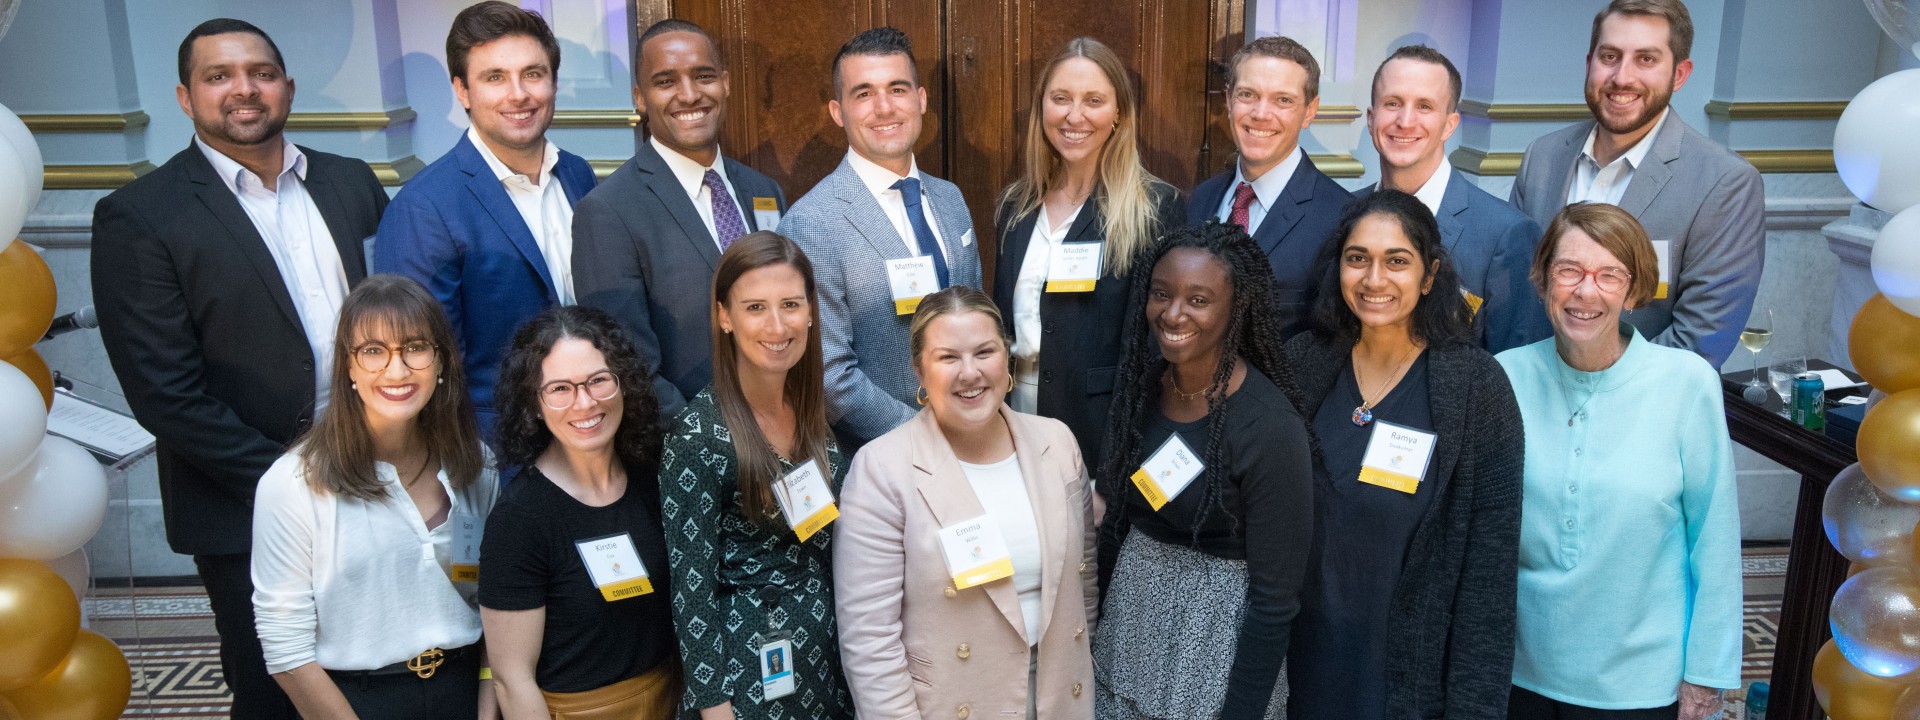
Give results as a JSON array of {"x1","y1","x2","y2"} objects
[{"x1": 781, "y1": 27, "x2": 983, "y2": 444}]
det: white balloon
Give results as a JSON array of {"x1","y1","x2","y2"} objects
[
  {"x1": 0, "y1": 360, "x2": 46, "y2": 482},
  {"x1": 0, "y1": 101, "x2": 42, "y2": 241},
  {"x1": 1836, "y1": 69, "x2": 1920, "y2": 214},
  {"x1": 1877, "y1": 206, "x2": 1920, "y2": 317},
  {"x1": 45, "y1": 548, "x2": 88, "y2": 601},
  {"x1": 0, "y1": 436, "x2": 108, "y2": 561}
]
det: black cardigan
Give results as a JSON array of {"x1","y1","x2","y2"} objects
[{"x1": 1283, "y1": 332, "x2": 1525, "y2": 720}]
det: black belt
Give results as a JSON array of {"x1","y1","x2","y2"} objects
[{"x1": 329, "y1": 644, "x2": 478, "y2": 680}]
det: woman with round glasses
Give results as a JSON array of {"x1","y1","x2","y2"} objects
[
  {"x1": 479, "y1": 306, "x2": 681, "y2": 719},
  {"x1": 1496, "y1": 203, "x2": 1741, "y2": 720},
  {"x1": 251, "y1": 274, "x2": 498, "y2": 719}
]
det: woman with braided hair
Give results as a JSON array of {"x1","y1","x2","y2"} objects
[{"x1": 1091, "y1": 221, "x2": 1314, "y2": 720}]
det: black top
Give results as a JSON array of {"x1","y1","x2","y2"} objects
[
  {"x1": 1113, "y1": 366, "x2": 1314, "y2": 720},
  {"x1": 479, "y1": 462, "x2": 675, "y2": 693},
  {"x1": 1290, "y1": 352, "x2": 1437, "y2": 720}
]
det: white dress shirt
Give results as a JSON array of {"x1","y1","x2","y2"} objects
[
  {"x1": 195, "y1": 137, "x2": 349, "y2": 415},
  {"x1": 958, "y1": 453, "x2": 1044, "y2": 645},
  {"x1": 469, "y1": 126, "x2": 577, "y2": 305},
  {"x1": 1215, "y1": 145, "x2": 1304, "y2": 234},
  {"x1": 650, "y1": 135, "x2": 747, "y2": 249},
  {"x1": 1009, "y1": 203, "x2": 1083, "y2": 414},
  {"x1": 1569, "y1": 109, "x2": 1670, "y2": 207},
  {"x1": 1379, "y1": 157, "x2": 1454, "y2": 218},
  {"x1": 251, "y1": 450, "x2": 500, "y2": 673},
  {"x1": 845, "y1": 150, "x2": 950, "y2": 263}
]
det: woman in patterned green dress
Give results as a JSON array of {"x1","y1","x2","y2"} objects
[{"x1": 661, "y1": 232, "x2": 855, "y2": 720}]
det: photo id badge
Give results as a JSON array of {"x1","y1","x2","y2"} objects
[
  {"x1": 1130, "y1": 433, "x2": 1204, "y2": 511},
  {"x1": 759, "y1": 631, "x2": 796, "y2": 700},
  {"x1": 574, "y1": 533, "x2": 653, "y2": 602},
  {"x1": 886, "y1": 256, "x2": 940, "y2": 315},
  {"x1": 1652, "y1": 240, "x2": 1672, "y2": 300},
  {"x1": 752, "y1": 197, "x2": 781, "y2": 233},
  {"x1": 1356, "y1": 421, "x2": 1437, "y2": 494},
  {"x1": 937, "y1": 515, "x2": 1015, "y2": 590},
  {"x1": 1044, "y1": 242, "x2": 1103, "y2": 293},
  {"x1": 773, "y1": 459, "x2": 839, "y2": 542},
  {"x1": 450, "y1": 512, "x2": 481, "y2": 582}
]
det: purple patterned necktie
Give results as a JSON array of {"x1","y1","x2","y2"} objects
[{"x1": 704, "y1": 169, "x2": 747, "y2": 250}]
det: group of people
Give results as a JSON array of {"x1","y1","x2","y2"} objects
[{"x1": 85, "y1": 0, "x2": 1759, "y2": 718}]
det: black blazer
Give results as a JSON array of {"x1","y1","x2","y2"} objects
[
  {"x1": 572, "y1": 140, "x2": 787, "y2": 419},
  {"x1": 1189, "y1": 155, "x2": 1352, "y2": 339},
  {"x1": 1283, "y1": 332, "x2": 1522, "y2": 720},
  {"x1": 990, "y1": 182, "x2": 1184, "y2": 469},
  {"x1": 91, "y1": 143, "x2": 386, "y2": 556}
]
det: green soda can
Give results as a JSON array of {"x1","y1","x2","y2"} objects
[{"x1": 1791, "y1": 372, "x2": 1825, "y2": 431}]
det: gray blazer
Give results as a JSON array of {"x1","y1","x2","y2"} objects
[
  {"x1": 571, "y1": 141, "x2": 787, "y2": 419},
  {"x1": 1509, "y1": 113, "x2": 1764, "y2": 367},
  {"x1": 781, "y1": 157, "x2": 983, "y2": 443}
]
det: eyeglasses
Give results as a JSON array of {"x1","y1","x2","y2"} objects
[
  {"x1": 351, "y1": 342, "x2": 437, "y2": 373},
  {"x1": 540, "y1": 372, "x2": 620, "y2": 410},
  {"x1": 1549, "y1": 263, "x2": 1632, "y2": 294}
]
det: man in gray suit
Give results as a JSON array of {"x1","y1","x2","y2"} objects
[
  {"x1": 572, "y1": 19, "x2": 787, "y2": 418},
  {"x1": 1511, "y1": 0, "x2": 1763, "y2": 366},
  {"x1": 1359, "y1": 45, "x2": 1548, "y2": 353},
  {"x1": 781, "y1": 26, "x2": 982, "y2": 444}
]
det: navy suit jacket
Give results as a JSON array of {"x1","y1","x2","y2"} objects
[
  {"x1": 1355, "y1": 169, "x2": 1549, "y2": 353},
  {"x1": 1189, "y1": 154, "x2": 1353, "y2": 339},
  {"x1": 374, "y1": 134, "x2": 596, "y2": 429}
]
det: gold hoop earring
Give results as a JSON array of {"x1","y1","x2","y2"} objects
[
  {"x1": 916, "y1": 386, "x2": 929, "y2": 405},
  {"x1": 1007, "y1": 375, "x2": 1015, "y2": 394}
]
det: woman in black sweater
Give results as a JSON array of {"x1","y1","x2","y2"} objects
[{"x1": 1282, "y1": 190, "x2": 1524, "y2": 720}]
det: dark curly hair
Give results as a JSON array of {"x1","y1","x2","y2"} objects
[
  {"x1": 1306, "y1": 189, "x2": 1474, "y2": 349},
  {"x1": 492, "y1": 305, "x2": 662, "y2": 473},
  {"x1": 1097, "y1": 221, "x2": 1312, "y2": 552}
]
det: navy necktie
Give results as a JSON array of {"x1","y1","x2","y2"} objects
[{"x1": 891, "y1": 177, "x2": 950, "y2": 288}]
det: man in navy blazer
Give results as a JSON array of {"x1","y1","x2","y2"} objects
[
  {"x1": 1189, "y1": 36, "x2": 1352, "y2": 339},
  {"x1": 573, "y1": 19, "x2": 786, "y2": 419},
  {"x1": 1356, "y1": 46, "x2": 1548, "y2": 353},
  {"x1": 377, "y1": 1, "x2": 595, "y2": 433}
]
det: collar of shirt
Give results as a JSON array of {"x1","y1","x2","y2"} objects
[
  {"x1": 1378, "y1": 157, "x2": 1453, "y2": 218},
  {"x1": 468, "y1": 126, "x2": 560, "y2": 189},
  {"x1": 196, "y1": 135, "x2": 306, "y2": 195},
  {"x1": 1578, "y1": 108, "x2": 1669, "y2": 175},
  {"x1": 1550, "y1": 322, "x2": 1652, "y2": 394},
  {"x1": 1236, "y1": 145, "x2": 1303, "y2": 210},
  {"x1": 846, "y1": 149, "x2": 922, "y2": 200},
  {"x1": 650, "y1": 134, "x2": 729, "y2": 200}
]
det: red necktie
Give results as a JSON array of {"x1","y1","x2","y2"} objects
[{"x1": 1228, "y1": 181, "x2": 1256, "y2": 231}]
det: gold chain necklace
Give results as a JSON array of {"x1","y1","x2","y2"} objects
[{"x1": 1163, "y1": 370, "x2": 1211, "y2": 401}]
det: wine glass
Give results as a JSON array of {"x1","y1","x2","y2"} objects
[{"x1": 1740, "y1": 308, "x2": 1774, "y2": 389}]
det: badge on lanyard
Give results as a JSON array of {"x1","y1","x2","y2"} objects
[
  {"x1": 1460, "y1": 287, "x2": 1485, "y2": 318},
  {"x1": 772, "y1": 459, "x2": 839, "y2": 542},
  {"x1": 752, "y1": 197, "x2": 781, "y2": 233},
  {"x1": 1355, "y1": 421, "x2": 1438, "y2": 494},
  {"x1": 886, "y1": 256, "x2": 940, "y2": 315},
  {"x1": 937, "y1": 515, "x2": 1015, "y2": 590},
  {"x1": 1652, "y1": 239, "x2": 1672, "y2": 300},
  {"x1": 574, "y1": 532, "x2": 653, "y2": 601},
  {"x1": 1130, "y1": 433, "x2": 1205, "y2": 511},
  {"x1": 449, "y1": 512, "x2": 481, "y2": 582},
  {"x1": 1044, "y1": 242, "x2": 1103, "y2": 293},
  {"x1": 759, "y1": 631, "x2": 796, "y2": 700}
]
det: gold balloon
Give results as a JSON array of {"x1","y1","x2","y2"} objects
[
  {"x1": 1, "y1": 349, "x2": 50, "y2": 410},
  {"x1": 1852, "y1": 294, "x2": 1920, "y2": 394},
  {"x1": 1855, "y1": 562, "x2": 1872, "y2": 578},
  {"x1": 0, "y1": 560, "x2": 79, "y2": 692},
  {"x1": 0, "y1": 240, "x2": 55, "y2": 358},
  {"x1": 1816, "y1": 638, "x2": 1914, "y2": 719},
  {"x1": 1, "y1": 631, "x2": 130, "y2": 720},
  {"x1": 0, "y1": 695, "x2": 19, "y2": 720},
  {"x1": 1863, "y1": 391, "x2": 1920, "y2": 504}
]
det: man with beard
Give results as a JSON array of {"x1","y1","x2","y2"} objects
[
  {"x1": 1511, "y1": 0, "x2": 1763, "y2": 367},
  {"x1": 91, "y1": 19, "x2": 387, "y2": 719},
  {"x1": 572, "y1": 19, "x2": 786, "y2": 419}
]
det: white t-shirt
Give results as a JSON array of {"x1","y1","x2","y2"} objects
[{"x1": 958, "y1": 453, "x2": 1044, "y2": 645}]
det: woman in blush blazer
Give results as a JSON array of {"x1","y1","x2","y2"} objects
[{"x1": 835, "y1": 286, "x2": 1099, "y2": 720}]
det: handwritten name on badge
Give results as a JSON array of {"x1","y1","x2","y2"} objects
[
  {"x1": 1356, "y1": 421, "x2": 1437, "y2": 494},
  {"x1": 1045, "y1": 242, "x2": 1102, "y2": 293},
  {"x1": 752, "y1": 197, "x2": 781, "y2": 233},
  {"x1": 937, "y1": 515, "x2": 1014, "y2": 589},
  {"x1": 574, "y1": 533, "x2": 653, "y2": 601},
  {"x1": 773, "y1": 459, "x2": 838, "y2": 542},
  {"x1": 887, "y1": 256, "x2": 940, "y2": 314},
  {"x1": 1130, "y1": 433, "x2": 1204, "y2": 511},
  {"x1": 450, "y1": 513, "x2": 481, "y2": 582}
]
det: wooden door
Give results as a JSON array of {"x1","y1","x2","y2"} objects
[{"x1": 637, "y1": 0, "x2": 1242, "y2": 282}]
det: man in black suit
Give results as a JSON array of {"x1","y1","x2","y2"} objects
[
  {"x1": 1188, "y1": 35, "x2": 1352, "y2": 339},
  {"x1": 573, "y1": 19, "x2": 787, "y2": 418},
  {"x1": 91, "y1": 19, "x2": 385, "y2": 719}
]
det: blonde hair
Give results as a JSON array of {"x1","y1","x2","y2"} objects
[
  {"x1": 909, "y1": 286, "x2": 1009, "y2": 368},
  {"x1": 1533, "y1": 202, "x2": 1661, "y2": 308},
  {"x1": 998, "y1": 37, "x2": 1165, "y2": 278}
]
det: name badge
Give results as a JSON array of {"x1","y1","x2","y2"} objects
[
  {"x1": 1652, "y1": 239, "x2": 1672, "y2": 300},
  {"x1": 450, "y1": 512, "x2": 481, "y2": 582},
  {"x1": 1355, "y1": 421, "x2": 1437, "y2": 494},
  {"x1": 887, "y1": 256, "x2": 941, "y2": 315},
  {"x1": 1045, "y1": 242, "x2": 1103, "y2": 293},
  {"x1": 1461, "y1": 287, "x2": 1485, "y2": 317},
  {"x1": 773, "y1": 459, "x2": 839, "y2": 542},
  {"x1": 574, "y1": 533, "x2": 653, "y2": 602},
  {"x1": 752, "y1": 197, "x2": 781, "y2": 233},
  {"x1": 937, "y1": 515, "x2": 1014, "y2": 589},
  {"x1": 1129, "y1": 433, "x2": 1204, "y2": 511},
  {"x1": 759, "y1": 631, "x2": 796, "y2": 700}
]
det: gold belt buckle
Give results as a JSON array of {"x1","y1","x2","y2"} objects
[{"x1": 407, "y1": 647, "x2": 446, "y2": 679}]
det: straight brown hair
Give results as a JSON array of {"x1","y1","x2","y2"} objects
[
  {"x1": 1589, "y1": 0, "x2": 1694, "y2": 63},
  {"x1": 298, "y1": 275, "x2": 484, "y2": 500},
  {"x1": 710, "y1": 232, "x2": 834, "y2": 527}
]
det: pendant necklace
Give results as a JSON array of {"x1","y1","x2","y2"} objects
[
  {"x1": 1560, "y1": 378, "x2": 1597, "y2": 426},
  {"x1": 1352, "y1": 345, "x2": 1421, "y2": 427},
  {"x1": 1163, "y1": 370, "x2": 1211, "y2": 402}
]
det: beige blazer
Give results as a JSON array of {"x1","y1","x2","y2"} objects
[{"x1": 834, "y1": 406, "x2": 1098, "y2": 720}]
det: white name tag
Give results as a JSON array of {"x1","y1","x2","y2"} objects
[
  {"x1": 887, "y1": 256, "x2": 941, "y2": 315},
  {"x1": 937, "y1": 515, "x2": 1014, "y2": 589},
  {"x1": 1045, "y1": 242, "x2": 1103, "y2": 293},
  {"x1": 752, "y1": 197, "x2": 781, "y2": 233},
  {"x1": 759, "y1": 633, "x2": 796, "y2": 700},
  {"x1": 1653, "y1": 239, "x2": 1672, "y2": 300},
  {"x1": 574, "y1": 532, "x2": 653, "y2": 601},
  {"x1": 1356, "y1": 421, "x2": 1437, "y2": 494},
  {"x1": 450, "y1": 512, "x2": 481, "y2": 582},
  {"x1": 1129, "y1": 433, "x2": 1204, "y2": 511},
  {"x1": 773, "y1": 459, "x2": 839, "y2": 542}
]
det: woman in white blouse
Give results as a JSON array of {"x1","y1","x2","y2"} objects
[{"x1": 252, "y1": 274, "x2": 498, "y2": 719}]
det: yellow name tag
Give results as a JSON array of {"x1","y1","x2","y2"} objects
[
  {"x1": 1355, "y1": 421, "x2": 1436, "y2": 494},
  {"x1": 1652, "y1": 239, "x2": 1672, "y2": 300},
  {"x1": 937, "y1": 515, "x2": 1014, "y2": 589},
  {"x1": 773, "y1": 459, "x2": 839, "y2": 542},
  {"x1": 1461, "y1": 287, "x2": 1485, "y2": 317},
  {"x1": 1044, "y1": 242, "x2": 1102, "y2": 293},
  {"x1": 575, "y1": 533, "x2": 654, "y2": 601},
  {"x1": 886, "y1": 256, "x2": 940, "y2": 314},
  {"x1": 752, "y1": 197, "x2": 781, "y2": 232},
  {"x1": 1129, "y1": 433, "x2": 1204, "y2": 511},
  {"x1": 450, "y1": 512, "x2": 481, "y2": 582}
]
